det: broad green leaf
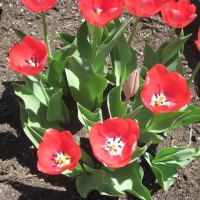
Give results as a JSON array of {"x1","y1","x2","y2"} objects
[
  {"x1": 77, "y1": 103, "x2": 103, "y2": 128},
  {"x1": 107, "y1": 85, "x2": 124, "y2": 118},
  {"x1": 13, "y1": 83, "x2": 62, "y2": 130},
  {"x1": 152, "y1": 147, "x2": 195, "y2": 167},
  {"x1": 130, "y1": 142, "x2": 152, "y2": 163},
  {"x1": 146, "y1": 111, "x2": 190, "y2": 133},
  {"x1": 76, "y1": 21, "x2": 92, "y2": 62},
  {"x1": 87, "y1": 23, "x2": 101, "y2": 46},
  {"x1": 53, "y1": 45, "x2": 77, "y2": 60},
  {"x1": 80, "y1": 148, "x2": 94, "y2": 168},
  {"x1": 19, "y1": 103, "x2": 42, "y2": 148},
  {"x1": 65, "y1": 56, "x2": 107, "y2": 111},
  {"x1": 56, "y1": 32, "x2": 76, "y2": 45},
  {"x1": 93, "y1": 18, "x2": 133, "y2": 73},
  {"x1": 156, "y1": 41, "x2": 169, "y2": 61},
  {"x1": 139, "y1": 132, "x2": 164, "y2": 144},
  {"x1": 102, "y1": 162, "x2": 152, "y2": 200},
  {"x1": 46, "y1": 59, "x2": 67, "y2": 89},
  {"x1": 143, "y1": 43, "x2": 158, "y2": 70},
  {"x1": 23, "y1": 76, "x2": 49, "y2": 106},
  {"x1": 125, "y1": 105, "x2": 143, "y2": 120},
  {"x1": 76, "y1": 165, "x2": 122, "y2": 198},
  {"x1": 62, "y1": 163, "x2": 83, "y2": 177},
  {"x1": 47, "y1": 89, "x2": 70, "y2": 124},
  {"x1": 12, "y1": 27, "x2": 26, "y2": 39},
  {"x1": 144, "y1": 152, "x2": 178, "y2": 191},
  {"x1": 160, "y1": 34, "x2": 191, "y2": 64}
]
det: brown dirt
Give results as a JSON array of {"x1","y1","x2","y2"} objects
[{"x1": 0, "y1": 0, "x2": 200, "y2": 199}]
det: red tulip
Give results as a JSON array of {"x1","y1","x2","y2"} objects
[
  {"x1": 124, "y1": 0, "x2": 163, "y2": 18},
  {"x1": 141, "y1": 64, "x2": 192, "y2": 114},
  {"x1": 21, "y1": 0, "x2": 56, "y2": 13},
  {"x1": 37, "y1": 129, "x2": 81, "y2": 175},
  {"x1": 161, "y1": 0, "x2": 197, "y2": 28},
  {"x1": 123, "y1": 70, "x2": 139, "y2": 97},
  {"x1": 78, "y1": 0, "x2": 125, "y2": 27},
  {"x1": 8, "y1": 36, "x2": 48, "y2": 76},
  {"x1": 89, "y1": 118, "x2": 139, "y2": 168},
  {"x1": 195, "y1": 27, "x2": 200, "y2": 51}
]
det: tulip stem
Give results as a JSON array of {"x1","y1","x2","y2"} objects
[
  {"x1": 121, "y1": 97, "x2": 130, "y2": 119},
  {"x1": 187, "y1": 61, "x2": 200, "y2": 88},
  {"x1": 92, "y1": 26, "x2": 99, "y2": 62},
  {"x1": 128, "y1": 16, "x2": 140, "y2": 45},
  {"x1": 35, "y1": 74, "x2": 50, "y2": 104},
  {"x1": 170, "y1": 27, "x2": 176, "y2": 44},
  {"x1": 41, "y1": 11, "x2": 52, "y2": 58}
]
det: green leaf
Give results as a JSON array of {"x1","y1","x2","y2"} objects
[
  {"x1": 12, "y1": 28, "x2": 26, "y2": 39},
  {"x1": 143, "y1": 43, "x2": 158, "y2": 70},
  {"x1": 13, "y1": 83, "x2": 62, "y2": 130},
  {"x1": 76, "y1": 21, "x2": 92, "y2": 62},
  {"x1": 160, "y1": 34, "x2": 191, "y2": 64},
  {"x1": 93, "y1": 18, "x2": 133, "y2": 74},
  {"x1": 62, "y1": 163, "x2": 83, "y2": 177},
  {"x1": 77, "y1": 103, "x2": 103, "y2": 129},
  {"x1": 53, "y1": 45, "x2": 77, "y2": 60},
  {"x1": 139, "y1": 132, "x2": 164, "y2": 144},
  {"x1": 152, "y1": 147, "x2": 195, "y2": 167},
  {"x1": 130, "y1": 142, "x2": 152, "y2": 163},
  {"x1": 56, "y1": 32, "x2": 76, "y2": 45},
  {"x1": 80, "y1": 148, "x2": 94, "y2": 168},
  {"x1": 46, "y1": 59, "x2": 67, "y2": 89},
  {"x1": 76, "y1": 165, "x2": 122, "y2": 198},
  {"x1": 65, "y1": 56, "x2": 107, "y2": 111},
  {"x1": 102, "y1": 162, "x2": 152, "y2": 200},
  {"x1": 146, "y1": 111, "x2": 190, "y2": 133},
  {"x1": 107, "y1": 85, "x2": 124, "y2": 118},
  {"x1": 47, "y1": 89, "x2": 70, "y2": 124},
  {"x1": 19, "y1": 103, "x2": 42, "y2": 148},
  {"x1": 144, "y1": 153, "x2": 178, "y2": 191},
  {"x1": 125, "y1": 105, "x2": 143, "y2": 120},
  {"x1": 156, "y1": 41, "x2": 169, "y2": 61},
  {"x1": 176, "y1": 53, "x2": 184, "y2": 76}
]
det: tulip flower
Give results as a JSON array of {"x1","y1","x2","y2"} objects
[
  {"x1": 123, "y1": 70, "x2": 139, "y2": 98},
  {"x1": 124, "y1": 0, "x2": 163, "y2": 18},
  {"x1": 161, "y1": 0, "x2": 197, "y2": 28},
  {"x1": 37, "y1": 129, "x2": 81, "y2": 175},
  {"x1": 21, "y1": 0, "x2": 56, "y2": 13},
  {"x1": 78, "y1": 0, "x2": 125, "y2": 27},
  {"x1": 141, "y1": 64, "x2": 192, "y2": 114},
  {"x1": 89, "y1": 118, "x2": 139, "y2": 168},
  {"x1": 8, "y1": 36, "x2": 48, "y2": 76},
  {"x1": 195, "y1": 27, "x2": 200, "y2": 51}
]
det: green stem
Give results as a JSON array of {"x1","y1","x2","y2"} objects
[
  {"x1": 41, "y1": 11, "x2": 52, "y2": 58},
  {"x1": 121, "y1": 97, "x2": 130, "y2": 119},
  {"x1": 170, "y1": 27, "x2": 176, "y2": 44},
  {"x1": 128, "y1": 16, "x2": 140, "y2": 45},
  {"x1": 92, "y1": 26, "x2": 99, "y2": 62},
  {"x1": 187, "y1": 62, "x2": 200, "y2": 88},
  {"x1": 35, "y1": 74, "x2": 49, "y2": 104}
]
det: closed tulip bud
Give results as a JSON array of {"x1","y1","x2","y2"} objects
[{"x1": 123, "y1": 70, "x2": 139, "y2": 97}]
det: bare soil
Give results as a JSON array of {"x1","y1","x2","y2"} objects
[{"x1": 0, "y1": 0, "x2": 200, "y2": 200}]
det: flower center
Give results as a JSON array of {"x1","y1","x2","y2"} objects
[
  {"x1": 25, "y1": 57, "x2": 38, "y2": 67},
  {"x1": 104, "y1": 136, "x2": 124, "y2": 156},
  {"x1": 93, "y1": 7, "x2": 103, "y2": 15},
  {"x1": 150, "y1": 92, "x2": 169, "y2": 106},
  {"x1": 52, "y1": 150, "x2": 70, "y2": 168}
]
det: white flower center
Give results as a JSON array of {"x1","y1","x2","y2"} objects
[
  {"x1": 93, "y1": 7, "x2": 103, "y2": 15},
  {"x1": 104, "y1": 137, "x2": 124, "y2": 156},
  {"x1": 52, "y1": 150, "x2": 70, "y2": 168},
  {"x1": 25, "y1": 57, "x2": 38, "y2": 67},
  {"x1": 150, "y1": 92, "x2": 169, "y2": 106}
]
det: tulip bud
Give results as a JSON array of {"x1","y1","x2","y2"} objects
[{"x1": 123, "y1": 70, "x2": 139, "y2": 97}]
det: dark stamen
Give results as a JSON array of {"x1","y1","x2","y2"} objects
[
  {"x1": 113, "y1": 136, "x2": 116, "y2": 142},
  {"x1": 118, "y1": 138, "x2": 122, "y2": 143}
]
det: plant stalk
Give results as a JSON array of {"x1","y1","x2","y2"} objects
[
  {"x1": 41, "y1": 11, "x2": 52, "y2": 58},
  {"x1": 187, "y1": 61, "x2": 200, "y2": 88},
  {"x1": 128, "y1": 16, "x2": 140, "y2": 45},
  {"x1": 92, "y1": 26, "x2": 99, "y2": 62},
  {"x1": 170, "y1": 27, "x2": 176, "y2": 44},
  {"x1": 121, "y1": 96, "x2": 130, "y2": 119}
]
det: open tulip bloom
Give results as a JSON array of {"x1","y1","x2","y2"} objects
[{"x1": 6, "y1": 0, "x2": 200, "y2": 199}]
